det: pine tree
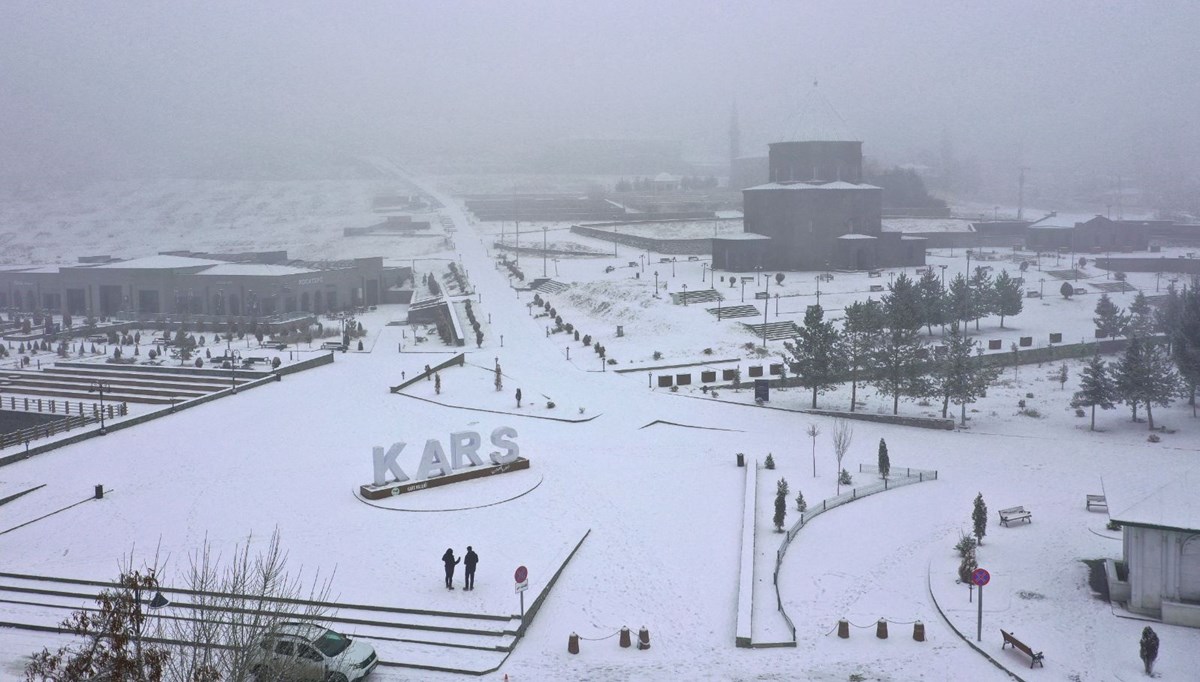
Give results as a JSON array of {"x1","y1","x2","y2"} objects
[
  {"x1": 494, "y1": 362, "x2": 503, "y2": 391},
  {"x1": 934, "y1": 322, "x2": 999, "y2": 424},
  {"x1": 434, "y1": 372, "x2": 441, "y2": 395},
  {"x1": 773, "y1": 483, "x2": 787, "y2": 532},
  {"x1": 1171, "y1": 280, "x2": 1200, "y2": 416},
  {"x1": 874, "y1": 274, "x2": 930, "y2": 415},
  {"x1": 969, "y1": 267, "x2": 994, "y2": 330},
  {"x1": 1056, "y1": 362, "x2": 1069, "y2": 389},
  {"x1": 957, "y1": 551, "x2": 978, "y2": 593},
  {"x1": 1072, "y1": 354, "x2": 1117, "y2": 430},
  {"x1": 841, "y1": 299, "x2": 884, "y2": 412},
  {"x1": 1127, "y1": 292, "x2": 1155, "y2": 337},
  {"x1": 1060, "y1": 281, "x2": 1075, "y2": 299},
  {"x1": 1116, "y1": 337, "x2": 1179, "y2": 429},
  {"x1": 1139, "y1": 626, "x2": 1159, "y2": 675},
  {"x1": 992, "y1": 270, "x2": 1023, "y2": 328},
  {"x1": 1093, "y1": 293, "x2": 1129, "y2": 338},
  {"x1": 972, "y1": 493, "x2": 987, "y2": 545},
  {"x1": 916, "y1": 270, "x2": 944, "y2": 334},
  {"x1": 877, "y1": 438, "x2": 890, "y2": 479},
  {"x1": 764, "y1": 453, "x2": 775, "y2": 470},
  {"x1": 784, "y1": 304, "x2": 843, "y2": 409},
  {"x1": 795, "y1": 490, "x2": 807, "y2": 512}
]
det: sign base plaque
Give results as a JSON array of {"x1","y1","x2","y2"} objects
[{"x1": 359, "y1": 457, "x2": 531, "y2": 499}]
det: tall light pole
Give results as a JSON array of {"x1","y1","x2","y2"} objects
[
  {"x1": 88, "y1": 380, "x2": 110, "y2": 435},
  {"x1": 542, "y1": 226, "x2": 548, "y2": 278},
  {"x1": 939, "y1": 264, "x2": 948, "y2": 289},
  {"x1": 741, "y1": 277, "x2": 746, "y2": 303},
  {"x1": 815, "y1": 275, "x2": 821, "y2": 306},
  {"x1": 229, "y1": 350, "x2": 241, "y2": 394},
  {"x1": 762, "y1": 274, "x2": 770, "y2": 347},
  {"x1": 701, "y1": 263, "x2": 707, "y2": 283},
  {"x1": 639, "y1": 254, "x2": 645, "y2": 272},
  {"x1": 671, "y1": 257, "x2": 676, "y2": 278},
  {"x1": 654, "y1": 271, "x2": 659, "y2": 298}
]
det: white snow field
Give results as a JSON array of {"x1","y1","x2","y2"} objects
[{"x1": 1, "y1": 175, "x2": 1198, "y2": 681}]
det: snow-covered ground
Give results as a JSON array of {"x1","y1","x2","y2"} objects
[{"x1": 1, "y1": 174, "x2": 1198, "y2": 681}]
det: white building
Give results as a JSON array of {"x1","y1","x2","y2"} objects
[{"x1": 1105, "y1": 470, "x2": 1200, "y2": 627}]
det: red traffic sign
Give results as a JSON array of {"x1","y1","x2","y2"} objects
[
  {"x1": 514, "y1": 565, "x2": 528, "y2": 584},
  {"x1": 971, "y1": 568, "x2": 991, "y2": 587}
]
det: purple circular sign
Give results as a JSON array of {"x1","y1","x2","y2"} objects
[
  {"x1": 971, "y1": 568, "x2": 991, "y2": 587},
  {"x1": 514, "y1": 565, "x2": 528, "y2": 583}
]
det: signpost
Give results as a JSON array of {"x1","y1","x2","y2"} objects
[
  {"x1": 515, "y1": 565, "x2": 529, "y2": 617},
  {"x1": 971, "y1": 567, "x2": 990, "y2": 642}
]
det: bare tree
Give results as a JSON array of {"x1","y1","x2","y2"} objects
[
  {"x1": 805, "y1": 423, "x2": 820, "y2": 478},
  {"x1": 831, "y1": 419, "x2": 853, "y2": 495},
  {"x1": 162, "y1": 528, "x2": 334, "y2": 682}
]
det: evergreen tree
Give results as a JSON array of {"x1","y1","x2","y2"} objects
[
  {"x1": 933, "y1": 322, "x2": 999, "y2": 423},
  {"x1": 969, "y1": 266, "x2": 994, "y2": 330},
  {"x1": 877, "y1": 438, "x2": 890, "y2": 479},
  {"x1": 916, "y1": 269, "x2": 945, "y2": 334},
  {"x1": 1115, "y1": 337, "x2": 1179, "y2": 429},
  {"x1": 992, "y1": 270, "x2": 1023, "y2": 328},
  {"x1": 972, "y1": 493, "x2": 987, "y2": 545},
  {"x1": 957, "y1": 550, "x2": 978, "y2": 592},
  {"x1": 795, "y1": 490, "x2": 807, "y2": 512},
  {"x1": 1171, "y1": 280, "x2": 1200, "y2": 416},
  {"x1": 841, "y1": 298, "x2": 884, "y2": 412},
  {"x1": 1072, "y1": 355, "x2": 1118, "y2": 430},
  {"x1": 784, "y1": 304, "x2": 843, "y2": 408},
  {"x1": 1139, "y1": 626, "x2": 1159, "y2": 676},
  {"x1": 1157, "y1": 281, "x2": 1184, "y2": 351},
  {"x1": 874, "y1": 275, "x2": 931, "y2": 415},
  {"x1": 434, "y1": 372, "x2": 441, "y2": 395},
  {"x1": 1127, "y1": 292, "x2": 1155, "y2": 337},
  {"x1": 494, "y1": 362, "x2": 503, "y2": 391},
  {"x1": 947, "y1": 273, "x2": 972, "y2": 326},
  {"x1": 1060, "y1": 281, "x2": 1075, "y2": 299},
  {"x1": 764, "y1": 453, "x2": 775, "y2": 470},
  {"x1": 773, "y1": 481, "x2": 787, "y2": 532},
  {"x1": 1056, "y1": 362, "x2": 1069, "y2": 389},
  {"x1": 1093, "y1": 293, "x2": 1129, "y2": 338}
]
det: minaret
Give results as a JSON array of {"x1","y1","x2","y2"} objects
[{"x1": 728, "y1": 102, "x2": 740, "y2": 186}]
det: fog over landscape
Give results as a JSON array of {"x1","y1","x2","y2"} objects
[{"x1": 2, "y1": 1, "x2": 1198, "y2": 194}]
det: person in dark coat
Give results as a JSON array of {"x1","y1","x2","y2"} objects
[
  {"x1": 442, "y1": 548, "x2": 459, "y2": 589},
  {"x1": 463, "y1": 546, "x2": 479, "y2": 590}
]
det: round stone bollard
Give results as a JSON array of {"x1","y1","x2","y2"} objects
[
  {"x1": 619, "y1": 626, "x2": 631, "y2": 648},
  {"x1": 837, "y1": 619, "x2": 850, "y2": 639},
  {"x1": 913, "y1": 621, "x2": 925, "y2": 642},
  {"x1": 876, "y1": 619, "x2": 888, "y2": 639},
  {"x1": 568, "y1": 632, "x2": 580, "y2": 654},
  {"x1": 637, "y1": 626, "x2": 651, "y2": 650}
]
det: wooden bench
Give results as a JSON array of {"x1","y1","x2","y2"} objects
[
  {"x1": 1086, "y1": 494, "x2": 1107, "y2": 511},
  {"x1": 998, "y1": 506, "x2": 1032, "y2": 526},
  {"x1": 1001, "y1": 629, "x2": 1044, "y2": 668}
]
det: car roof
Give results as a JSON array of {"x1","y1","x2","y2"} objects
[{"x1": 273, "y1": 622, "x2": 330, "y2": 640}]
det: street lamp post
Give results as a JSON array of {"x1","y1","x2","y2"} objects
[
  {"x1": 939, "y1": 264, "x2": 948, "y2": 289},
  {"x1": 639, "y1": 254, "x2": 645, "y2": 273},
  {"x1": 229, "y1": 350, "x2": 241, "y2": 394},
  {"x1": 815, "y1": 275, "x2": 821, "y2": 306},
  {"x1": 542, "y1": 226, "x2": 548, "y2": 278},
  {"x1": 671, "y1": 257, "x2": 676, "y2": 278},
  {"x1": 654, "y1": 271, "x2": 660, "y2": 298},
  {"x1": 701, "y1": 263, "x2": 707, "y2": 283},
  {"x1": 88, "y1": 380, "x2": 110, "y2": 435},
  {"x1": 741, "y1": 277, "x2": 746, "y2": 303},
  {"x1": 682, "y1": 284, "x2": 688, "y2": 305},
  {"x1": 762, "y1": 275, "x2": 770, "y2": 347}
]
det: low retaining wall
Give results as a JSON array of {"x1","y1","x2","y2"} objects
[
  {"x1": 735, "y1": 458, "x2": 757, "y2": 648},
  {"x1": 391, "y1": 353, "x2": 466, "y2": 392},
  {"x1": 803, "y1": 408, "x2": 955, "y2": 430},
  {"x1": 571, "y1": 224, "x2": 713, "y2": 255}
]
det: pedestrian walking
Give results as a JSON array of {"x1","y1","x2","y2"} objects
[
  {"x1": 515, "y1": 388, "x2": 522, "y2": 408},
  {"x1": 464, "y1": 546, "x2": 479, "y2": 590},
  {"x1": 442, "y1": 548, "x2": 459, "y2": 589}
]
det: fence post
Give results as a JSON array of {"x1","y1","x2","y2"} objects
[{"x1": 919, "y1": 473, "x2": 923, "y2": 482}]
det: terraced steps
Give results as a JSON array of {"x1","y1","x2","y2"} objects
[
  {"x1": 673, "y1": 289, "x2": 723, "y2": 305},
  {"x1": 740, "y1": 321, "x2": 802, "y2": 341},
  {"x1": 706, "y1": 304, "x2": 759, "y2": 319}
]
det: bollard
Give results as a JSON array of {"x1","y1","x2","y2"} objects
[
  {"x1": 568, "y1": 632, "x2": 579, "y2": 654},
  {"x1": 637, "y1": 626, "x2": 651, "y2": 650},
  {"x1": 94, "y1": 485, "x2": 104, "y2": 500},
  {"x1": 619, "y1": 626, "x2": 631, "y2": 648},
  {"x1": 837, "y1": 619, "x2": 850, "y2": 639},
  {"x1": 913, "y1": 621, "x2": 925, "y2": 642},
  {"x1": 736, "y1": 453, "x2": 744, "y2": 467},
  {"x1": 876, "y1": 619, "x2": 888, "y2": 639}
]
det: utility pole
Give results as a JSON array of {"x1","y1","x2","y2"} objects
[{"x1": 1017, "y1": 166, "x2": 1029, "y2": 221}]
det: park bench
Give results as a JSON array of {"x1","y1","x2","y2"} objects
[
  {"x1": 1086, "y1": 494, "x2": 1107, "y2": 511},
  {"x1": 1001, "y1": 629, "x2": 1044, "y2": 668},
  {"x1": 998, "y1": 506, "x2": 1032, "y2": 526}
]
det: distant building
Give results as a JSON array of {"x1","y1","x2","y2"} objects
[
  {"x1": 0, "y1": 252, "x2": 408, "y2": 317},
  {"x1": 1105, "y1": 470, "x2": 1200, "y2": 627},
  {"x1": 715, "y1": 86, "x2": 924, "y2": 272},
  {"x1": 1026, "y1": 213, "x2": 1151, "y2": 252}
]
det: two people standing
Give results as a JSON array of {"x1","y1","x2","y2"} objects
[{"x1": 441, "y1": 546, "x2": 480, "y2": 590}]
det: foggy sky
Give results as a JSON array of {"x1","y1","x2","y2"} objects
[{"x1": 2, "y1": 1, "x2": 1197, "y2": 183}]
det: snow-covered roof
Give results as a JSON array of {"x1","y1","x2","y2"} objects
[
  {"x1": 781, "y1": 83, "x2": 856, "y2": 142},
  {"x1": 745, "y1": 181, "x2": 879, "y2": 192},
  {"x1": 90, "y1": 255, "x2": 225, "y2": 270},
  {"x1": 714, "y1": 232, "x2": 773, "y2": 241},
  {"x1": 838, "y1": 234, "x2": 877, "y2": 240},
  {"x1": 1029, "y1": 213, "x2": 1105, "y2": 230},
  {"x1": 882, "y1": 218, "x2": 976, "y2": 234},
  {"x1": 0, "y1": 265, "x2": 39, "y2": 272},
  {"x1": 1105, "y1": 469, "x2": 1200, "y2": 532},
  {"x1": 192, "y1": 263, "x2": 318, "y2": 277}
]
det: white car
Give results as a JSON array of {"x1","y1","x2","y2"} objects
[{"x1": 251, "y1": 622, "x2": 378, "y2": 682}]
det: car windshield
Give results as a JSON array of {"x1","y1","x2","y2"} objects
[{"x1": 313, "y1": 629, "x2": 351, "y2": 657}]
